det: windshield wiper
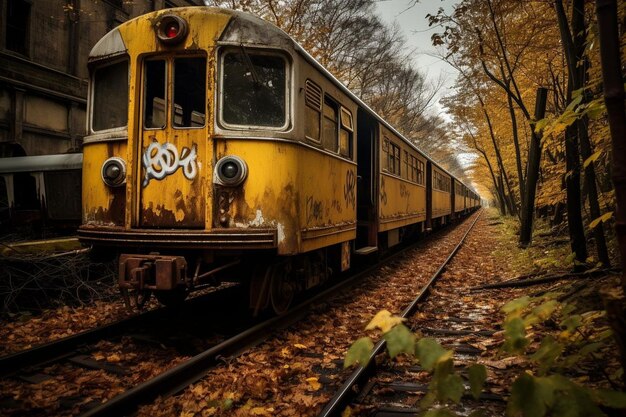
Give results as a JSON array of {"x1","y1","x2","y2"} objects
[{"x1": 239, "y1": 43, "x2": 262, "y2": 88}]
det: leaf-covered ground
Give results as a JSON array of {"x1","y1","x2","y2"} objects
[{"x1": 1, "y1": 209, "x2": 621, "y2": 416}]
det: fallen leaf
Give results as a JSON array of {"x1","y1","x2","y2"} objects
[
  {"x1": 306, "y1": 377, "x2": 321, "y2": 391},
  {"x1": 365, "y1": 310, "x2": 405, "y2": 333}
]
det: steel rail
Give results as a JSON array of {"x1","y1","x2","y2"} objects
[
  {"x1": 0, "y1": 307, "x2": 168, "y2": 378},
  {"x1": 79, "y1": 211, "x2": 481, "y2": 417},
  {"x1": 318, "y1": 209, "x2": 483, "y2": 417},
  {"x1": 0, "y1": 286, "x2": 237, "y2": 377}
]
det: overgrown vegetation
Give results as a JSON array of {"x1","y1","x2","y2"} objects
[
  {"x1": 0, "y1": 252, "x2": 117, "y2": 316},
  {"x1": 344, "y1": 284, "x2": 625, "y2": 416},
  {"x1": 343, "y1": 210, "x2": 624, "y2": 415}
]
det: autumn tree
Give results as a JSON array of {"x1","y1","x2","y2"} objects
[{"x1": 430, "y1": 0, "x2": 619, "y2": 270}]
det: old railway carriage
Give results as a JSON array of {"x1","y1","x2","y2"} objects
[{"x1": 78, "y1": 7, "x2": 476, "y2": 313}]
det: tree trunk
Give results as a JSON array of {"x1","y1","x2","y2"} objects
[
  {"x1": 555, "y1": 0, "x2": 610, "y2": 266},
  {"x1": 572, "y1": 0, "x2": 610, "y2": 267},
  {"x1": 498, "y1": 173, "x2": 507, "y2": 215},
  {"x1": 507, "y1": 90, "x2": 525, "y2": 207},
  {"x1": 596, "y1": 0, "x2": 626, "y2": 273},
  {"x1": 479, "y1": 93, "x2": 518, "y2": 218},
  {"x1": 555, "y1": 0, "x2": 588, "y2": 267},
  {"x1": 596, "y1": 0, "x2": 626, "y2": 387},
  {"x1": 564, "y1": 121, "x2": 588, "y2": 266},
  {"x1": 519, "y1": 88, "x2": 548, "y2": 246}
]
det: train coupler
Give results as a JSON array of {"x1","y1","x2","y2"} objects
[{"x1": 118, "y1": 254, "x2": 187, "y2": 293}]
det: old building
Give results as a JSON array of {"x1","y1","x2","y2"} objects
[{"x1": 0, "y1": 0, "x2": 203, "y2": 157}]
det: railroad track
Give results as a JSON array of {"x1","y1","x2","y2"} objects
[
  {"x1": 319, "y1": 209, "x2": 484, "y2": 417},
  {"x1": 1, "y1": 212, "x2": 481, "y2": 417},
  {"x1": 0, "y1": 284, "x2": 244, "y2": 379}
]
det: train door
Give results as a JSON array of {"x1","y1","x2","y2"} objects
[
  {"x1": 355, "y1": 109, "x2": 378, "y2": 252},
  {"x1": 137, "y1": 56, "x2": 209, "y2": 228}
]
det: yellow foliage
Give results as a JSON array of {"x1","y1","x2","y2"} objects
[{"x1": 365, "y1": 310, "x2": 405, "y2": 333}]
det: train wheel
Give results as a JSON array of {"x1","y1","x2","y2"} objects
[{"x1": 269, "y1": 262, "x2": 295, "y2": 315}]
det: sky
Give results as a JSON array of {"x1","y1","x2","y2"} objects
[
  {"x1": 375, "y1": 0, "x2": 481, "y2": 190},
  {"x1": 374, "y1": 0, "x2": 459, "y2": 116}
]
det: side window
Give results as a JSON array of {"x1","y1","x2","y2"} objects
[
  {"x1": 417, "y1": 160, "x2": 424, "y2": 185},
  {"x1": 339, "y1": 107, "x2": 353, "y2": 159},
  {"x1": 143, "y1": 59, "x2": 167, "y2": 129},
  {"x1": 404, "y1": 151, "x2": 409, "y2": 180},
  {"x1": 409, "y1": 155, "x2": 418, "y2": 183},
  {"x1": 322, "y1": 96, "x2": 338, "y2": 152},
  {"x1": 305, "y1": 80, "x2": 322, "y2": 142},
  {"x1": 389, "y1": 142, "x2": 401, "y2": 176},
  {"x1": 93, "y1": 59, "x2": 129, "y2": 131},
  {"x1": 434, "y1": 171, "x2": 443, "y2": 191},
  {"x1": 383, "y1": 138, "x2": 389, "y2": 171}
]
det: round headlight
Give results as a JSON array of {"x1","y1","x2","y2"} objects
[
  {"x1": 101, "y1": 157, "x2": 126, "y2": 187},
  {"x1": 156, "y1": 15, "x2": 188, "y2": 45},
  {"x1": 214, "y1": 156, "x2": 247, "y2": 186}
]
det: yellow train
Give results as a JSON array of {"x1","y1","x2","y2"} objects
[{"x1": 78, "y1": 7, "x2": 479, "y2": 313}]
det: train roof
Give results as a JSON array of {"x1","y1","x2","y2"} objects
[
  {"x1": 90, "y1": 7, "x2": 478, "y2": 196},
  {"x1": 0, "y1": 154, "x2": 83, "y2": 174}
]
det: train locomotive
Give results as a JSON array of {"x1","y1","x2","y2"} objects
[{"x1": 78, "y1": 7, "x2": 480, "y2": 313}]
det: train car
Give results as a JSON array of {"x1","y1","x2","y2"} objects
[
  {"x1": 374, "y1": 125, "x2": 427, "y2": 250},
  {"x1": 429, "y1": 162, "x2": 451, "y2": 226},
  {"x1": 0, "y1": 154, "x2": 82, "y2": 235},
  {"x1": 78, "y1": 7, "x2": 476, "y2": 313},
  {"x1": 453, "y1": 179, "x2": 464, "y2": 216}
]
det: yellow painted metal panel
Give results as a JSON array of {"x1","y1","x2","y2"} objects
[
  {"x1": 116, "y1": 8, "x2": 232, "y2": 55},
  {"x1": 298, "y1": 147, "x2": 356, "y2": 253},
  {"x1": 214, "y1": 139, "x2": 298, "y2": 253},
  {"x1": 215, "y1": 139, "x2": 356, "y2": 254},
  {"x1": 378, "y1": 173, "x2": 426, "y2": 232},
  {"x1": 82, "y1": 141, "x2": 128, "y2": 226},
  {"x1": 432, "y1": 189, "x2": 451, "y2": 218}
]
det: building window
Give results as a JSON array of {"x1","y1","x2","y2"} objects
[{"x1": 6, "y1": 0, "x2": 30, "y2": 56}]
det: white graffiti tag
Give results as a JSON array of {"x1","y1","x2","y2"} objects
[{"x1": 142, "y1": 141, "x2": 198, "y2": 187}]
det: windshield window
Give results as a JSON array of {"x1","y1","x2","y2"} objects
[
  {"x1": 221, "y1": 50, "x2": 286, "y2": 128},
  {"x1": 92, "y1": 60, "x2": 128, "y2": 131},
  {"x1": 143, "y1": 59, "x2": 166, "y2": 129},
  {"x1": 173, "y1": 57, "x2": 206, "y2": 128}
]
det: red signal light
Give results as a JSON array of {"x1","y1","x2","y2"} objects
[
  {"x1": 165, "y1": 23, "x2": 179, "y2": 38},
  {"x1": 156, "y1": 15, "x2": 188, "y2": 45}
]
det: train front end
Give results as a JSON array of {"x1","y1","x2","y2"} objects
[{"x1": 79, "y1": 8, "x2": 305, "y2": 308}]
